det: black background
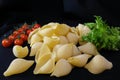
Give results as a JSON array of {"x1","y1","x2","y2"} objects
[
  {"x1": 1, "y1": 0, "x2": 120, "y2": 35},
  {"x1": 0, "y1": 0, "x2": 120, "y2": 80}
]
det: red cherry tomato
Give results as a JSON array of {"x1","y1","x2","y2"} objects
[
  {"x1": 26, "y1": 29, "x2": 32, "y2": 35},
  {"x1": 8, "y1": 34, "x2": 16, "y2": 42},
  {"x1": 20, "y1": 34, "x2": 28, "y2": 41},
  {"x1": 13, "y1": 30, "x2": 20, "y2": 37},
  {"x1": 22, "y1": 23, "x2": 28, "y2": 30},
  {"x1": 14, "y1": 38, "x2": 23, "y2": 46},
  {"x1": 33, "y1": 23, "x2": 41, "y2": 29},
  {"x1": 32, "y1": 27, "x2": 35, "y2": 31},
  {"x1": 2, "y1": 38, "x2": 12, "y2": 47},
  {"x1": 17, "y1": 28, "x2": 24, "y2": 33}
]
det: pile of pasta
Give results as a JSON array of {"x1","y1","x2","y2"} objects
[{"x1": 3, "y1": 22, "x2": 113, "y2": 77}]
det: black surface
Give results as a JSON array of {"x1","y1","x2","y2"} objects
[
  {"x1": 0, "y1": 20, "x2": 120, "y2": 80},
  {"x1": 1, "y1": 0, "x2": 120, "y2": 26},
  {"x1": 0, "y1": 0, "x2": 120, "y2": 79}
]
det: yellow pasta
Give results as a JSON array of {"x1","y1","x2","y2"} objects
[
  {"x1": 38, "y1": 27, "x2": 55, "y2": 37},
  {"x1": 35, "y1": 43, "x2": 51, "y2": 63},
  {"x1": 78, "y1": 42, "x2": 99, "y2": 55},
  {"x1": 66, "y1": 32, "x2": 79, "y2": 45},
  {"x1": 28, "y1": 28, "x2": 40, "y2": 44},
  {"x1": 34, "y1": 53, "x2": 55, "y2": 74},
  {"x1": 56, "y1": 43, "x2": 73, "y2": 61},
  {"x1": 43, "y1": 36, "x2": 60, "y2": 50},
  {"x1": 13, "y1": 45, "x2": 28, "y2": 58},
  {"x1": 85, "y1": 54, "x2": 113, "y2": 74},
  {"x1": 29, "y1": 42, "x2": 43, "y2": 56},
  {"x1": 68, "y1": 54, "x2": 92, "y2": 67},
  {"x1": 72, "y1": 45, "x2": 81, "y2": 56},
  {"x1": 30, "y1": 33, "x2": 43, "y2": 46},
  {"x1": 51, "y1": 59, "x2": 72, "y2": 77},
  {"x1": 59, "y1": 36, "x2": 69, "y2": 44},
  {"x1": 3, "y1": 58, "x2": 34, "y2": 77},
  {"x1": 53, "y1": 23, "x2": 70, "y2": 36},
  {"x1": 3, "y1": 22, "x2": 114, "y2": 78}
]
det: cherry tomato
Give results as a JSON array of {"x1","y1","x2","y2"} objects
[
  {"x1": 8, "y1": 34, "x2": 16, "y2": 42},
  {"x1": 17, "y1": 28, "x2": 24, "y2": 33},
  {"x1": 2, "y1": 38, "x2": 12, "y2": 47},
  {"x1": 33, "y1": 23, "x2": 41, "y2": 29},
  {"x1": 20, "y1": 34, "x2": 28, "y2": 41},
  {"x1": 13, "y1": 30, "x2": 20, "y2": 36},
  {"x1": 26, "y1": 29, "x2": 32, "y2": 35},
  {"x1": 22, "y1": 23, "x2": 28, "y2": 30},
  {"x1": 14, "y1": 38, "x2": 23, "y2": 46},
  {"x1": 31, "y1": 27, "x2": 35, "y2": 31}
]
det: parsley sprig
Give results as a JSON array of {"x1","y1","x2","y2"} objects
[{"x1": 82, "y1": 16, "x2": 120, "y2": 51}]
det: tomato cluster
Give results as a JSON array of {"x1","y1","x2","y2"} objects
[{"x1": 2, "y1": 23, "x2": 41, "y2": 47}]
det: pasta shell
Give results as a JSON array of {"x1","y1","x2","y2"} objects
[
  {"x1": 13, "y1": 45, "x2": 28, "y2": 58},
  {"x1": 29, "y1": 42, "x2": 43, "y2": 56},
  {"x1": 66, "y1": 32, "x2": 79, "y2": 45},
  {"x1": 30, "y1": 33, "x2": 43, "y2": 46},
  {"x1": 53, "y1": 23, "x2": 70, "y2": 36},
  {"x1": 28, "y1": 28, "x2": 40, "y2": 44},
  {"x1": 56, "y1": 43, "x2": 73, "y2": 61},
  {"x1": 78, "y1": 42, "x2": 99, "y2": 55},
  {"x1": 35, "y1": 43, "x2": 51, "y2": 63},
  {"x1": 51, "y1": 59, "x2": 72, "y2": 77},
  {"x1": 43, "y1": 36, "x2": 60, "y2": 50},
  {"x1": 72, "y1": 45, "x2": 81, "y2": 56},
  {"x1": 70, "y1": 27, "x2": 78, "y2": 35},
  {"x1": 52, "y1": 44, "x2": 63, "y2": 62},
  {"x1": 34, "y1": 53, "x2": 55, "y2": 74},
  {"x1": 42, "y1": 22, "x2": 59, "y2": 29},
  {"x1": 59, "y1": 36, "x2": 69, "y2": 44},
  {"x1": 68, "y1": 54, "x2": 92, "y2": 67},
  {"x1": 36, "y1": 58, "x2": 55, "y2": 74},
  {"x1": 76, "y1": 24, "x2": 91, "y2": 37},
  {"x1": 3, "y1": 58, "x2": 34, "y2": 77},
  {"x1": 53, "y1": 44, "x2": 63, "y2": 53},
  {"x1": 38, "y1": 28, "x2": 55, "y2": 37},
  {"x1": 76, "y1": 24, "x2": 91, "y2": 45},
  {"x1": 85, "y1": 54, "x2": 113, "y2": 74}
]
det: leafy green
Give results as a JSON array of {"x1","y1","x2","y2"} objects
[{"x1": 82, "y1": 16, "x2": 120, "y2": 51}]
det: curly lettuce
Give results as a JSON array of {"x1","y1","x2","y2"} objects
[{"x1": 82, "y1": 16, "x2": 120, "y2": 51}]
